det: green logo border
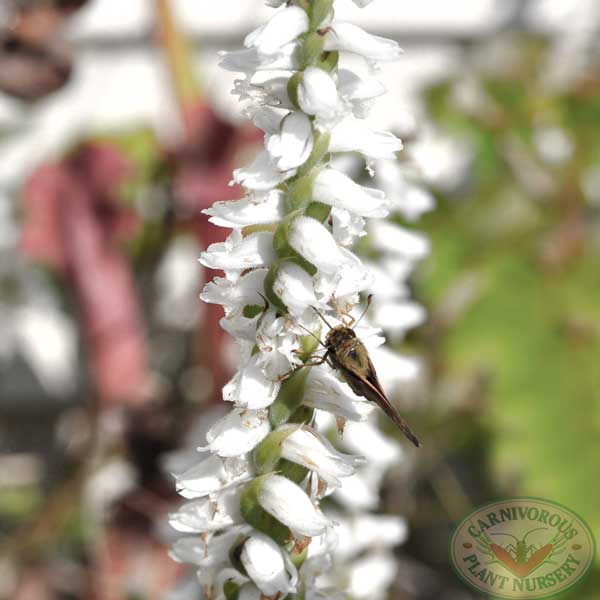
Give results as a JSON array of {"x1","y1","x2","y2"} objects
[{"x1": 448, "y1": 496, "x2": 596, "y2": 600}]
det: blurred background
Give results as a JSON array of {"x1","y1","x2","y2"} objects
[{"x1": 0, "y1": 0, "x2": 599, "y2": 598}]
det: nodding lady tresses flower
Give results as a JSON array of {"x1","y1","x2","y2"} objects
[
  {"x1": 277, "y1": 424, "x2": 366, "y2": 488},
  {"x1": 257, "y1": 474, "x2": 329, "y2": 537},
  {"x1": 241, "y1": 531, "x2": 299, "y2": 596},
  {"x1": 244, "y1": 6, "x2": 309, "y2": 56},
  {"x1": 297, "y1": 66, "x2": 342, "y2": 129},
  {"x1": 171, "y1": 1, "x2": 426, "y2": 599},
  {"x1": 324, "y1": 21, "x2": 403, "y2": 62}
]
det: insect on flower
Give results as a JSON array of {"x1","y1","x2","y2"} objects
[{"x1": 301, "y1": 296, "x2": 421, "y2": 448}]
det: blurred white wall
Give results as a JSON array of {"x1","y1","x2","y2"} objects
[{"x1": 0, "y1": 0, "x2": 593, "y2": 191}]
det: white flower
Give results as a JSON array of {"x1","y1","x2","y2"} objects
[
  {"x1": 175, "y1": 454, "x2": 250, "y2": 499},
  {"x1": 347, "y1": 552, "x2": 398, "y2": 600},
  {"x1": 219, "y1": 42, "x2": 301, "y2": 73},
  {"x1": 172, "y1": 1, "x2": 423, "y2": 597},
  {"x1": 330, "y1": 207, "x2": 366, "y2": 247},
  {"x1": 201, "y1": 269, "x2": 267, "y2": 318},
  {"x1": 329, "y1": 119, "x2": 403, "y2": 160},
  {"x1": 266, "y1": 111, "x2": 314, "y2": 170},
  {"x1": 325, "y1": 22, "x2": 403, "y2": 62},
  {"x1": 222, "y1": 353, "x2": 281, "y2": 409},
  {"x1": 255, "y1": 310, "x2": 301, "y2": 379},
  {"x1": 280, "y1": 425, "x2": 365, "y2": 487},
  {"x1": 170, "y1": 524, "x2": 250, "y2": 570},
  {"x1": 241, "y1": 532, "x2": 298, "y2": 596},
  {"x1": 333, "y1": 513, "x2": 408, "y2": 562},
  {"x1": 313, "y1": 168, "x2": 390, "y2": 217},
  {"x1": 199, "y1": 230, "x2": 276, "y2": 270},
  {"x1": 364, "y1": 259, "x2": 409, "y2": 301},
  {"x1": 297, "y1": 67, "x2": 342, "y2": 129},
  {"x1": 203, "y1": 191, "x2": 284, "y2": 228},
  {"x1": 273, "y1": 261, "x2": 319, "y2": 317},
  {"x1": 258, "y1": 474, "x2": 329, "y2": 537},
  {"x1": 204, "y1": 409, "x2": 271, "y2": 458},
  {"x1": 245, "y1": 6, "x2": 309, "y2": 56},
  {"x1": 371, "y1": 300, "x2": 426, "y2": 339},
  {"x1": 339, "y1": 420, "x2": 403, "y2": 468},
  {"x1": 314, "y1": 248, "x2": 373, "y2": 300},
  {"x1": 288, "y1": 216, "x2": 352, "y2": 274},
  {"x1": 375, "y1": 159, "x2": 435, "y2": 222},
  {"x1": 233, "y1": 149, "x2": 292, "y2": 190},
  {"x1": 303, "y1": 367, "x2": 374, "y2": 421},
  {"x1": 338, "y1": 69, "x2": 386, "y2": 119},
  {"x1": 233, "y1": 74, "x2": 292, "y2": 109},
  {"x1": 369, "y1": 345, "x2": 421, "y2": 389},
  {"x1": 367, "y1": 221, "x2": 431, "y2": 260},
  {"x1": 169, "y1": 486, "x2": 241, "y2": 534}
]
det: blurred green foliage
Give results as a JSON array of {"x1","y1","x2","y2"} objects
[{"x1": 415, "y1": 34, "x2": 600, "y2": 598}]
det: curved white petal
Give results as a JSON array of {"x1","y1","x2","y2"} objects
[
  {"x1": 258, "y1": 474, "x2": 329, "y2": 536},
  {"x1": 233, "y1": 149, "x2": 292, "y2": 190},
  {"x1": 245, "y1": 7, "x2": 309, "y2": 56},
  {"x1": 174, "y1": 454, "x2": 251, "y2": 499},
  {"x1": 329, "y1": 120, "x2": 403, "y2": 160},
  {"x1": 304, "y1": 367, "x2": 374, "y2": 421},
  {"x1": 273, "y1": 261, "x2": 317, "y2": 317},
  {"x1": 200, "y1": 230, "x2": 276, "y2": 271},
  {"x1": 288, "y1": 216, "x2": 349, "y2": 275},
  {"x1": 203, "y1": 191, "x2": 284, "y2": 228},
  {"x1": 297, "y1": 67, "x2": 342, "y2": 129},
  {"x1": 267, "y1": 112, "x2": 314, "y2": 171},
  {"x1": 255, "y1": 310, "x2": 300, "y2": 379},
  {"x1": 281, "y1": 426, "x2": 365, "y2": 487},
  {"x1": 330, "y1": 207, "x2": 366, "y2": 247},
  {"x1": 338, "y1": 69, "x2": 386, "y2": 119},
  {"x1": 201, "y1": 269, "x2": 267, "y2": 318},
  {"x1": 170, "y1": 525, "x2": 249, "y2": 568},
  {"x1": 169, "y1": 486, "x2": 241, "y2": 533},
  {"x1": 347, "y1": 552, "x2": 398, "y2": 600},
  {"x1": 325, "y1": 22, "x2": 403, "y2": 62},
  {"x1": 206, "y1": 409, "x2": 271, "y2": 458},
  {"x1": 223, "y1": 354, "x2": 281, "y2": 409},
  {"x1": 313, "y1": 168, "x2": 390, "y2": 218},
  {"x1": 241, "y1": 532, "x2": 298, "y2": 596},
  {"x1": 371, "y1": 300, "x2": 426, "y2": 337},
  {"x1": 367, "y1": 221, "x2": 431, "y2": 260},
  {"x1": 219, "y1": 42, "x2": 300, "y2": 73},
  {"x1": 374, "y1": 159, "x2": 435, "y2": 222}
]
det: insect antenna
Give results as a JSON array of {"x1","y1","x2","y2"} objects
[
  {"x1": 294, "y1": 320, "x2": 327, "y2": 349},
  {"x1": 352, "y1": 294, "x2": 373, "y2": 330},
  {"x1": 311, "y1": 306, "x2": 335, "y2": 330}
]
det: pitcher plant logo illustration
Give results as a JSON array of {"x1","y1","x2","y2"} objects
[{"x1": 450, "y1": 498, "x2": 595, "y2": 598}]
